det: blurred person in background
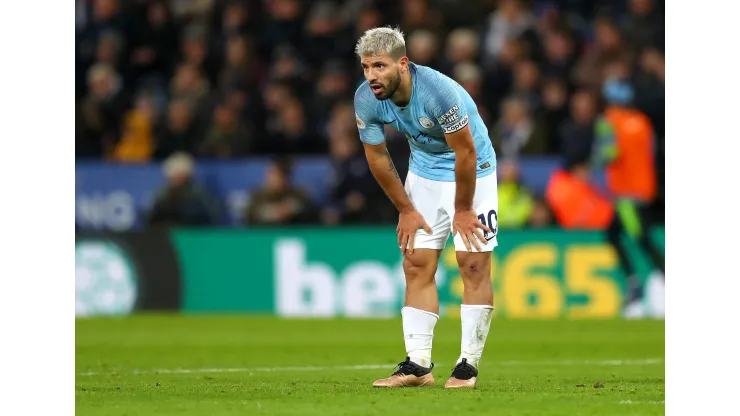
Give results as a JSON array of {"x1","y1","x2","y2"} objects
[
  {"x1": 153, "y1": 99, "x2": 202, "y2": 159},
  {"x1": 453, "y1": 62, "x2": 489, "y2": 124},
  {"x1": 573, "y1": 16, "x2": 633, "y2": 90},
  {"x1": 481, "y1": 0, "x2": 537, "y2": 68},
  {"x1": 218, "y1": 34, "x2": 266, "y2": 99},
  {"x1": 169, "y1": 63, "x2": 213, "y2": 126},
  {"x1": 407, "y1": 30, "x2": 441, "y2": 69},
  {"x1": 262, "y1": 97, "x2": 323, "y2": 155},
  {"x1": 490, "y1": 96, "x2": 548, "y2": 159},
  {"x1": 540, "y1": 29, "x2": 577, "y2": 87},
  {"x1": 496, "y1": 159, "x2": 534, "y2": 229},
  {"x1": 592, "y1": 59, "x2": 664, "y2": 318},
  {"x1": 179, "y1": 25, "x2": 219, "y2": 86},
  {"x1": 111, "y1": 90, "x2": 158, "y2": 162},
  {"x1": 539, "y1": 78, "x2": 570, "y2": 153},
  {"x1": 199, "y1": 102, "x2": 253, "y2": 158},
  {"x1": 261, "y1": 0, "x2": 305, "y2": 54},
  {"x1": 168, "y1": 0, "x2": 214, "y2": 25},
  {"x1": 77, "y1": 63, "x2": 128, "y2": 158},
  {"x1": 309, "y1": 60, "x2": 353, "y2": 134},
  {"x1": 545, "y1": 159, "x2": 614, "y2": 230},
  {"x1": 559, "y1": 89, "x2": 598, "y2": 162},
  {"x1": 511, "y1": 59, "x2": 542, "y2": 111},
  {"x1": 303, "y1": 1, "x2": 354, "y2": 65},
  {"x1": 621, "y1": 0, "x2": 664, "y2": 52},
  {"x1": 443, "y1": 28, "x2": 480, "y2": 74},
  {"x1": 481, "y1": 36, "x2": 526, "y2": 120},
  {"x1": 401, "y1": 0, "x2": 445, "y2": 34},
  {"x1": 147, "y1": 152, "x2": 219, "y2": 228},
  {"x1": 322, "y1": 103, "x2": 395, "y2": 225},
  {"x1": 128, "y1": 0, "x2": 179, "y2": 85},
  {"x1": 527, "y1": 197, "x2": 554, "y2": 228},
  {"x1": 94, "y1": 31, "x2": 124, "y2": 70},
  {"x1": 245, "y1": 158, "x2": 317, "y2": 226}
]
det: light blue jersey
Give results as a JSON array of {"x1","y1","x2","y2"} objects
[{"x1": 354, "y1": 63, "x2": 496, "y2": 182}]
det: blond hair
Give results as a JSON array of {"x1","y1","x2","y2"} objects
[{"x1": 354, "y1": 26, "x2": 406, "y2": 59}]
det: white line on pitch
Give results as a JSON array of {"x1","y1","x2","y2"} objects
[
  {"x1": 499, "y1": 358, "x2": 664, "y2": 366},
  {"x1": 619, "y1": 400, "x2": 664, "y2": 405},
  {"x1": 77, "y1": 358, "x2": 663, "y2": 377}
]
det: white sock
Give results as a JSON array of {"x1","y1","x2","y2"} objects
[
  {"x1": 457, "y1": 304, "x2": 494, "y2": 369},
  {"x1": 401, "y1": 306, "x2": 438, "y2": 368}
]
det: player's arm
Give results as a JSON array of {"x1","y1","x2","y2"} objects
[
  {"x1": 362, "y1": 141, "x2": 414, "y2": 214},
  {"x1": 355, "y1": 90, "x2": 430, "y2": 254},
  {"x1": 445, "y1": 125, "x2": 477, "y2": 212},
  {"x1": 433, "y1": 85, "x2": 490, "y2": 251}
]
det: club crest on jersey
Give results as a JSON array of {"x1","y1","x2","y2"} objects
[
  {"x1": 355, "y1": 113, "x2": 366, "y2": 129},
  {"x1": 418, "y1": 117, "x2": 435, "y2": 129}
]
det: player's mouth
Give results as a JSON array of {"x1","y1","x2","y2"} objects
[{"x1": 370, "y1": 84, "x2": 383, "y2": 95}]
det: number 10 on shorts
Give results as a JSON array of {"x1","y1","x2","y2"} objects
[{"x1": 478, "y1": 210, "x2": 498, "y2": 241}]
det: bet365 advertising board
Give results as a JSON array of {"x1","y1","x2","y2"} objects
[{"x1": 75, "y1": 227, "x2": 664, "y2": 319}]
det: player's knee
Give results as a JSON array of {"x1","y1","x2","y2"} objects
[
  {"x1": 457, "y1": 254, "x2": 490, "y2": 285},
  {"x1": 402, "y1": 254, "x2": 436, "y2": 284}
]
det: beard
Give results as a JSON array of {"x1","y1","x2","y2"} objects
[{"x1": 374, "y1": 70, "x2": 402, "y2": 100}]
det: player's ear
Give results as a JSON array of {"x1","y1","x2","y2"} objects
[{"x1": 398, "y1": 56, "x2": 409, "y2": 72}]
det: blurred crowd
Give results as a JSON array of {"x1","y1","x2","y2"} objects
[{"x1": 76, "y1": 0, "x2": 665, "y2": 229}]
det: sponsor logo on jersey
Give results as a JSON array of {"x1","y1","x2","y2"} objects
[
  {"x1": 355, "y1": 113, "x2": 366, "y2": 129},
  {"x1": 437, "y1": 105, "x2": 460, "y2": 125},
  {"x1": 442, "y1": 115, "x2": 469, "y2": 134},
  {"x1": 418, "y1": 116, "x2": 435, "y2": 129}
]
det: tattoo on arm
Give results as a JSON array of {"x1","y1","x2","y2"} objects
[{"x1": 386, "y1": 149, "x2": 400, "y2": 180}]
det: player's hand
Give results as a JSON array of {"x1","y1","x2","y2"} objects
[
  {"x1": 397, "y1": 210, "x2": 432, "y2": 255},
  {"x1": 452, "y1": 209, "x2": 491, "y2": 252}
]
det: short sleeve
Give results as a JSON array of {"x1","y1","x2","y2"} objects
[
  {"x1": 426, "y1": 76, "x2": 469, "y2": 134},
  {"x1": 354, "y1": 85, "x2": 386, "y2": 145}
]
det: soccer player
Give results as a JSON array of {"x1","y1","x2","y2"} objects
[{"x1": 353, "y1": 27, "x2": 498, "y2": 389}]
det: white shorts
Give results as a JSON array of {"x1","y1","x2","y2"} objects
[{"x1": 404, "y1": 170, "x2": 499, "y2": 253}]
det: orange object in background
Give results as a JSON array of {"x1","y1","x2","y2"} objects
[
  {"x1": 546, "y1": 166, "x2": 614, "y2": 230},
  {"x1": 603, "y1": 107, "x2": 657, "y2": 202},
  {"x1": 111, "y1": 111, "x2": 154, "y2": 162}
]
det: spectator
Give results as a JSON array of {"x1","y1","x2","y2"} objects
[
  {"x1": 309, "y1": 60, "x2": 353, "y2": 134},
  {"x1": 573, "y1": 16, "x2": 633, "y2": 90},
  {"x1": 527, "y1": 197, "x2": 555, "y2": 228},
  {"x1": 621, "y1": 0, "x2": 664, "y2": 52},
  {"x1": 444, "y1": 28, "x2": 480, "y2": 73},
  {"x1": 147, "y1": 152, "x2": 219, "y2": 227},
  {"x1": 481, "y1": 0, "x2": 537, "y2": 68},
  {"x1": 490, "y1": 96, "x2": 548, "y2": 159},
  {"x1": 322, "y1": 103, "x2": 396, "y2": 225},
  {"x1": 402, "y1": 0, "x2": 445, "y2": 34},
  {"x1": 453, "y1": 62, "x2": 488, "y2": 123},
  {"x1": 77, "y1": 63, "x2": 127, "y2": 158},
  {"x1": 246, "y1": 158, "x2": 316, "y2": 225},
  {"x1": 128, "y1": 0, "x2": 179, "y2": 85},
  {"x1": 496, "y1": 160, "x2": 535, "y2": 229},
  {"x1": 111, "y1": 90, "x2": 158, "y2": 162},
  {"x1": 153, "y1": 99, "x2": 202, "y2": 159},
  {"x1": 169, "y1": 63, "x2": 213, "y2": 126},
  {"x1": 540, "y1": 29, "x2": 577, "y2": 86},
  {"x1": 539, "y1": 78, "x2": 570, "y2": 153},
  {"x1": 262, "y1": 98, "x2": 323, "y2": 155},
  {"x1": 511, "y1": 59, "x2": 542, "y2": 110},
  {"x1": 545, "y1": 160, "x2": 614, "y2": 230},
  {"x1": 559, "y1": 89, "x2": 598, "y2": 163},
  {"x1": 199, "y1": 102, "x2": 253, "y2": 158},
  {"x1": 407, "y1": 30, "x2": 441, "y2": 69}
]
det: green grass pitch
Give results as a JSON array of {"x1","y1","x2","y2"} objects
[{"x1": 76, "y1": 316, "x2": 664, "y2": 415}]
